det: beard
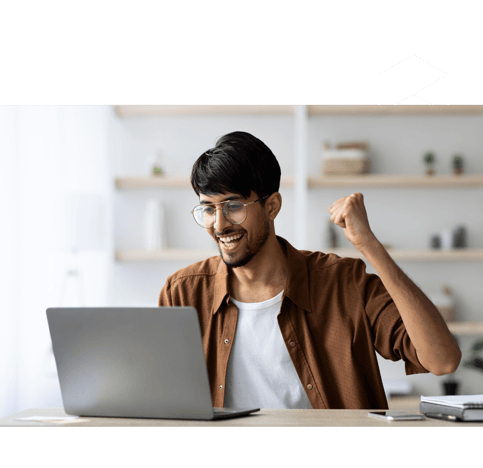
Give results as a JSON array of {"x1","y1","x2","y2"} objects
[{"x1": 217, "y1": 214, "x2": 271, "y2": 268}]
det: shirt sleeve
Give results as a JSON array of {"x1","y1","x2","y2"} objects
[
  {"x1": 351, "y1": 258, "x2": 429, "y2": 375},
  {"x1": 158, "y1": 277, "x2": 173, "y2": 307}
]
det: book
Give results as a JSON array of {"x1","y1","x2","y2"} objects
[{"x1": 420, "y1": 395, "x2": 483, "y2": 421}]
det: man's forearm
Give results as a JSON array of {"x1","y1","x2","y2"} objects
[{"x1": 359, "y1": 237, "x2": 461, "y2": 376}]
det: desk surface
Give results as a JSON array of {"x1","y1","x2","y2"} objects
[{"x1": 2, "y1": 402, "x2": 482, "y2": 427}]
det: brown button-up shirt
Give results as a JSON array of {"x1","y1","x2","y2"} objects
[{"x1": 158, "y1": 236, "x2": 428, "y2": 409}]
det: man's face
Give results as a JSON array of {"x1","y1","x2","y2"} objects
[{"x1": 199, "y1": 191, "x2": 270, "y2": 268}]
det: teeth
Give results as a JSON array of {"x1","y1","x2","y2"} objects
[{"x1": 220, "y1": 233, "x2": 243, "y2": 243}]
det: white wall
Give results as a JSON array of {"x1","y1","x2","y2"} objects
[
  {"x1": 113, "y1": 110, "x2": 483, "y2": 397},
  {"x1": 0, "y1": 106, "x2": 114, "y2": 417}
]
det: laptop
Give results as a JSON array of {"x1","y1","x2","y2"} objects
[{"x1": 46, "y1": 306, "x2": 260, "y2": 420}]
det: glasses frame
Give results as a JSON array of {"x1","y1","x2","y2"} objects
[{"x1": 191, "y1": 195, "x2": 269, "y2": 228}]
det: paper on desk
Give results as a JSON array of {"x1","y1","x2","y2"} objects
[{"x1": 16, "y1": 415, "x2": 79, "y2": 422}]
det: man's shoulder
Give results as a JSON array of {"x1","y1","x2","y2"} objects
[
  {"x1": 299, "y1": 248, "x2": 359, "y2": 272},
  {"x1": 166, "y1": 255, "x2": 222, "y2": 286}
]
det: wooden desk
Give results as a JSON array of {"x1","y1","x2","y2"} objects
[{"x1": 2, "y1": 405, "x2": 482, "y2": 427}]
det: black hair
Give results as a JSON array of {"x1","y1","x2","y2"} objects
[{"x1": 190, "y1": 131, "x2": 281, "y2": 205}]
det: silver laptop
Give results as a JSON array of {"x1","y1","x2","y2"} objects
[{"x1": 46, "y1": 307, "x2": 260, "y2": 420}]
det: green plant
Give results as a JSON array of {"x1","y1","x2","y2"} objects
[
  {"x1": 453, "y1": 155, "x2": 464, "y2": 169},
  {"x1": 462, "y1": 338, "x2": 483, "y2": 372},
  {"x1": 424, "y1": 152, "x2": 435, "y2": 165}
]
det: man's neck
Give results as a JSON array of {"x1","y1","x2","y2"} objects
[{"x1": 228, "y1": 236, "x2": 288, "y2": 303}]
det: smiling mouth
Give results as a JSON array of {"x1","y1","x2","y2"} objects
[{"x1": 217, "y1": 232, "x2": 244, "y2": 247}]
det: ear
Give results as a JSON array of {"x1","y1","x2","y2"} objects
[{"x1": 265, "y1": 192, "x2": 282, "y2": 221}]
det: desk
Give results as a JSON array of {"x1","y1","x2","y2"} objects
[{"x1": 2, "y1": 404, "x2": 482, "y2": 426}]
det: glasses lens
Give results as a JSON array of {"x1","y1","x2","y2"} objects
[
  {"x1": 223, "y1": 201, "x2": 246, "y2": 224},
  {"x1": 193, "y1": 205, "x2": 215, "y2": 227}
]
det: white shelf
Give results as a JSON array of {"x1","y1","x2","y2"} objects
[
  {"x1": 447, "y1": 322, "x2": 483, "y2": 335},
  {"x1": 115, "y1": 105, "x2": 296, "y2": 117},
  {"x1": 115, "y1": 105, "x2": 483, "y2": 117},
  {"x1": 308, "y1": 174, "x2": 483, "y2": 188},
  {"x1": 307, "y1": 105, "x2": 483, "y2": 115},
  {"x1": 116, "y1": 248, "x2": 483, "y2": 263},
  {"x1": 115, "y1": 174, "x2": 483, "y2": 190},
  {"x1": 115, "y1": 175, "x2": 295, "y2": 189},
  {"x1": 325, "y1": 248, "x2": 483, "y2": 262},
  {"x1": 116, "y1": 248, "x2": 219, "y2": 262}
]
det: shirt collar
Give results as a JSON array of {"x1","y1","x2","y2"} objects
[
  {"x1": 212, "y1": 258, "x2": 230, "y2": 315},
  {"x1": 212, "y1": 236, "x2": 312, "y2": 314}
]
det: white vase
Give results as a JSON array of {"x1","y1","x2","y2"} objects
[{"x1": 144, "y1": 200, "x2": 167, "y2": 250}]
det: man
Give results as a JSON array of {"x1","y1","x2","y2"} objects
[{"x1": 158, "y1": 131, "x2": 461, "y2": 409}]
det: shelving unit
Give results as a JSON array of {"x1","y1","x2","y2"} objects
[
  {"x1": 114, "y1": 104, "x2": 483, "y2": 251},
  {"x1": 114, "y1": 104, "x2": 483, "y2": 335}
]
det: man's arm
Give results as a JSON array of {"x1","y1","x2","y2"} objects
[
  {"x1": 329, "y1": 193, "x2": 461, "y2": 376},
  {"x1": 158, "y1": 280, "x2": 172, "y2": 307}
]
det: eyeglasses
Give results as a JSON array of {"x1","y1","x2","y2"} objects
[{"x1": 191, "y1": 196, "x2": 268, "y2": 228}]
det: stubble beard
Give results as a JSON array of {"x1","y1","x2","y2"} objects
[{"x1": 218, "y1": 214, "x2": 271, "y2": 269}]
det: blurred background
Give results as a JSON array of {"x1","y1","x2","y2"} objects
[{"x1": 2, "y1": 104, "x2": 483, "y2": 418}]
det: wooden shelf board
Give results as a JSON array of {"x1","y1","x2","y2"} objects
[
  {"x1": 116, "y1": 248, "x2": 483, "y2": 263},
  {"x1": 115, "y1": 105, "x2": 483, "y2": 117},
  {"x1": 115, "y1": 105, "x2": 295, "y2": 117},
  {"x1": 307, "y1": 105, "x2": 483, "y2": 115},
  {"x1": 447, "y1": 322, "x2": 483, "y2": 335},
  {"x1": 308, "y1": 174, "x2": 483, "y2": 188},
  {"x1": 115, "y1": 175, "x2": 295, "y2": 189},
  {"x1": 116, "y1": 174, "x2": 483, "y2": 189},
  {"x1": 324, "y1": 248, "x2": 483, "y2": 262},
  {"x1": 116, "y1": 249, "x2": 219, "y2": 262}
]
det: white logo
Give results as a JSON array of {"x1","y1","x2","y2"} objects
[{"x1": 377, "y1": 54, "x2": 449, "y2": 106}]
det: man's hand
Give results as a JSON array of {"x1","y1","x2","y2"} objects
[{"x1": 328, "y1": 193, "x2": 376, "y2": 251}]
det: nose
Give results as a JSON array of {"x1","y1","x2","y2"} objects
[{"x1": 212, "y1": 206, "x2": 232, "y2": 233}]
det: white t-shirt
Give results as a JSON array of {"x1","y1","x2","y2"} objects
[{"x1": 224, "y1": 290, "x2": 312, "y2": 409}]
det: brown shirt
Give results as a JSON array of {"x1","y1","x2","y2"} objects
[{"x1": 158, "y1": 236, "x2": 428, "y2": 409}]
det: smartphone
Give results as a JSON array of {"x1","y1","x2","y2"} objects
[{"x1": 368, "y1": 410, "x2": 426, "y2": 421}]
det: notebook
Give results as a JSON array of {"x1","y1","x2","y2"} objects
[
  {"x1": 46, "y1": 307, "x2": 260, "y2": 420},
  {"x1": 420, "y1": 395, "x2": 483, "y2": 421}
]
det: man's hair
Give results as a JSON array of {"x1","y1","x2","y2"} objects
[{"x1": 190, "y1": 131, "x2": 281, "y2": 204}]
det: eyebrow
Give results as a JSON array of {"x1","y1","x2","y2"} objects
[{"x1": 199, "y1": 195, "x2": 242, "y2": 205}]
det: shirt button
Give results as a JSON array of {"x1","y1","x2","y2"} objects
[
  {"x1": 224, "y1": 339, "x2": 229, "y2": 344},
  {"x1": 219, "y1": 385, "x2": 223, "y2": 389},
  {"x1": 290, "y1": 341, "x2": 296, "y2": 347},
  {"x1": 307, "y1": 384, "x2": 313, "y2": 390}
]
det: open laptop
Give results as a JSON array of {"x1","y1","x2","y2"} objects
[{"x1": 46, "y1": 307, "x2": 260, "y2": 420}]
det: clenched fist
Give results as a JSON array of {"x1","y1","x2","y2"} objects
[{"x1": 328, "y1": 193, "x2": 376, "y2": 251}]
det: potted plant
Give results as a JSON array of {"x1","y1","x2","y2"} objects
[
  {"x1": 442, "y1": 376, "x2": 460, "y2": 395},
  {"x1": 462, "y1": 338, "x2": 483, "y2": 372},
  {"x1": 442, "y1": 338, "x2": 483, "y2": 395},
  {"x1": 453, "y1": 155, "x2": 464, "y2": 175},
  {"x1": 423, "y1": 152, "x2": 435, "y2": 176}
]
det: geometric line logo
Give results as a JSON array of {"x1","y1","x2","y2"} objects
[{"x1": 377, "y1": 54, "x2": 449, "y2": 106}]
